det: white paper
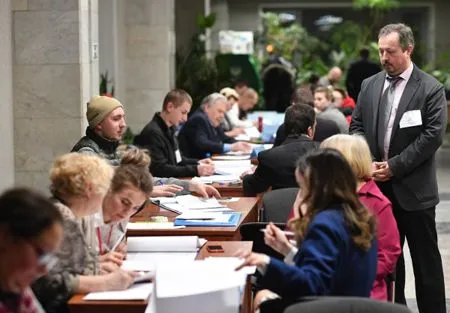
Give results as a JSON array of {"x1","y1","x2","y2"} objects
[
  {"x1": 126, "y1": 222, "x2": 185, "y2": 230},
  {"x1": 212, "y1": 155, "x2": 250, "y2": 161},
  {"x1": 126, "y1": 252, "x2": 198, "y2": 264},
  {"x1": 127, "y1": 236, "x2": 200, "y2": 252},
  {"x1": 153, "y1": 195, "x2": 228, "y2": 214},
  {"x1": 198, "y1": 175, "x2": 241, "y2": 184},
  {"x1": 83, "y1": 283, "x2": 153, "y2": 301},
  {"x1": 214, "y1": 160, "x2": 253, "y2": 176},
  {"x1": 400, "y1": 110, "x2": 422, "y2": 128},
  {"x1": 203, "y1": 257, "x2": 256, "y2": 275},
  {"x1": 155, "y1": 261, "x2": 246, "y2": 299}
]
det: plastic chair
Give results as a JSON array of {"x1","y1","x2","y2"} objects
[{"x1": 261, "y1": 187, "x2": 298, "y2": 223}]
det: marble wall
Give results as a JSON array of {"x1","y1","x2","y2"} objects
[
  {"x1": 12, "y1": 0, "x2": 99, "y2": 192},
  {"x1": 0, "y1": 0, "x2": 15, "y2": 191}
]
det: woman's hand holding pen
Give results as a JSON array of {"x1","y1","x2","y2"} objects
[
  {"x1": 100, "y1": 251, "x2": 125, "y2": 266},
  {"x1": 263, "y1": 223, "x2": 295, "y2": 257}
]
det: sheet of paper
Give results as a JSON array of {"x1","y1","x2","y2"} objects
[
  {"x1": 126, "y1": 252, "x2": 198, "y2": 264},
  {"x1": 83, "y1": 283, "x2": 153, "y2": 301},
  {"x1": 127, "y1": 236, "x2": 200, "y2": 252},
  {"x1": 175, "y1": 195, "x2": 223, "y2": 209},
  {"x1": 126, "y1": 222, "x2": 186, "y2": 230},
  {"x1": 203, "y1": 257, "x2": 256, "y2": 275},
  {"x1": 198, "y1": 175, "x2": 241, "y2": 184},
  {"x1": 155, "y1": 261, "x2": 246, "y2": 299},
  {"x1": 212, "y1": 155, "x2": 250, "y2": 161}
]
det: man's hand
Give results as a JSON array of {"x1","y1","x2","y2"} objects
[
  {"x1": 197, "y1": 163, "x2": 215, "y2": 176},
  {"x1": 373, "y1": 161, "x2": 393, "y2": 182},
  {"x1": 151, "y1": 184, "x2": 183, "y2": 197},
  {"x1": 198, "y1": 158, "x2": 213, "y2": 165},
  {"x1": 230, "y1": 141, "x2": 253, "y2": 153}
]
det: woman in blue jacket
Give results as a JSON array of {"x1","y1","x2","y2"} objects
[{"x1": 236, "y1": 148, "x2": 378, "y2": 311}]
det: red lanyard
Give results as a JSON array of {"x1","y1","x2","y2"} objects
[{"x1": 96, "y1": 226, "x2": 114, "y2": 255}]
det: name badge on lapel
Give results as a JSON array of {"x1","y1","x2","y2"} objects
[
  {"x1": 399, "y1": 110, "x2": 422, "y2": 129},
  {"x1": 175, "y1": 149, "x2": 182, "y2": 164}
]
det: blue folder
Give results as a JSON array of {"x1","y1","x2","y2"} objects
[{"x1": 174, "y1": 212, "x2": 242, "y2": 227}]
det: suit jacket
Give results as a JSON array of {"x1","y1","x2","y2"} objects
[
  {"x1": 243, "y1": 136, "x2": 318, "y2": 195},
  {"x1": 346, "y1": 59, "x2": 381, "y2": 100},
  {"x1": 133, "y1": 113, "x2": 198, "y2": 178},
  {"x1": 273, "y1": 117, "x2": 341, "y2": 147},
  {"x1": 178, "y1": 109, "x2": 236, "y2": 159},
  {"x1": 350, "y1": 65, "x2": 448, "y2": 210},
  {"x1": 260, "y1": 208, "x2": 377, "y2": 302}
]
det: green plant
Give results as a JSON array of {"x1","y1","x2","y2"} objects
[{"x1": 99, "y1": 71, "x2": 115, "y2": 97}]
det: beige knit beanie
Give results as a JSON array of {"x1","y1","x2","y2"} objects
[{"x1": 86, "y1": 95, "x2": 124, "y2": 127}]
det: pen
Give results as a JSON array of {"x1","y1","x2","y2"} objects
[
  {"x1": 110, "y1": 232, "x2": 126, "y2": 252},
  {"x1": 259, "y1": 229, "x2": 295, "y2": 237}
]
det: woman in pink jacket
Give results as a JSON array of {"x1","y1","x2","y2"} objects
[{"x1": 272, "y1": 134, "x2": 400, "y2": 301}]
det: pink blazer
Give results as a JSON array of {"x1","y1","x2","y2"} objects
[{"x1": 286, "y1": 179, "x2": 401, "y2": 301}]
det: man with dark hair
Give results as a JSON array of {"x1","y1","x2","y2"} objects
[
  {"x1": 242, "y1": 104, "x2": 318, "y2": 195},
  {"x1": 273, "y1": 88, "x2": 341, "y2": 146},
  {"x1": 134, "y1": 89, "x2": 215, "y2": 178},
  {"x1": 346, "y1": 47, "x2": 381, "y2": 101},
  {"x1": 351, "y1": 23, "x2": 447, "y2": 313}
]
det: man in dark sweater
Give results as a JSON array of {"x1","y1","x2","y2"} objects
[
  {"x1": 242, "y1": 104, "x2": 318, "y2": 195},
  {"x1": 134, "y1": 89, "x2": 215, "y2": 178}
]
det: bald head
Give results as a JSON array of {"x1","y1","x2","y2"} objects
[{"x1": 328, "y1": 67, "x2": 342, "y2": 84}]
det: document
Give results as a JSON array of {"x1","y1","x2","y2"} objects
[
  {"x1": 203, "y1": 257, "x2": 256, "y2": 275},
  {"x1": 198, "y1": 175, "x2": 241, "y2": 184},
  {"x1": 213, "y1": 160, "x2": 252, "y2": 176},
  {"x1": 127, "y1": 236, "x2": 202, "y2": 252},
  {"x1": 83, "y1": 283, "x2": 153, "y2": 301},
  {"x1": 400, "y1": 109, "x2": 422, "y2": 128},
  {"x1": 126, "y1": 222, "x2": 186, "y2": 230},
  {"x1": 126, "y1": 252, "x2": 198, "y2": 265},
  {"x1": 151, "y1": 195, "x2": 228, "y2": 214},
  {"x1": 212, "y1": 155, "x2": 251, "y2": 160},
  {"x1": 235, "y1": 126, "x2": 261, "y2": 141}
]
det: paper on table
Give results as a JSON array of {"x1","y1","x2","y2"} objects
[
  {"x1": 213, "y1": 160, "x2": 253, "y2": 176},
  {"x1": 126, "y1": 252, "x2": 198, "y2": 264},
  {"x1": 197, "y1": 175, "x2": 241, "y2": 184},
  {"x1": 155, "y1": 261, "x2": 246, "y2": 299},
  {"x1": 212, "y1": 155, "x2": 250, "y2": 161},
  {"x1": 203, "y1": 257, "x2": 256, "y2": 275},
  {"x1": 126, "y1": 222, "x2": 186, "y2": 230},
  {"x1": 83, "y1": 283, "x2": 153, "y2": 301},
  {"x1": 127, "y1": 236, "x2": 200, "y2": 252},
  {"x1": 235, "y1": 126, "x2": 261, "y2": 141},
  {"x1": 175, "y1": 195, "x2": 223, "y2": 209},
  {"x1": 176, "y1": 212, "x2": 233, "y2": 223}
]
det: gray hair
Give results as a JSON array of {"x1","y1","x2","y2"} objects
[
  {"x1": 378, "y1": 23, "x2": 415, "y2": 50},
  {"x1": 201, "y1": 92, "x2": 227, "y2": 109}
]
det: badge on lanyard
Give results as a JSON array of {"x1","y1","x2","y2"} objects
[{"x1": 175, "y1": 149, "x2": 182, "y2": 163}]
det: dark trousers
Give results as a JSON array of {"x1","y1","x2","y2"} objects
[{"x1": 378, "y1": 182, "x2": 446, "y2": 313}]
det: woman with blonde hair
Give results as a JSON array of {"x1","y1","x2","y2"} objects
[
  {"x1": 236, "y1": 148, "x2": 378, "y2": 311},
  {"x1": 265, "y1": 134, "x2": 400, "y2": 301},
  {"x1": 32, "y1": 153, "x2": 136, "y2": 313}
]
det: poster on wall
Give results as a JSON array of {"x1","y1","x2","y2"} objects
[{"x1": 219, "y1": 31, "x2": 254, "y2": 55}]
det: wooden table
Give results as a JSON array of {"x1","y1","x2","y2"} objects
[
  {"x1": 68, "y1": 241, "x2": 253, "y2": 313},
  {"x1": 212, "y1": 182, "x2": 245, "y2": 197},
  {"x1": 128, "y1": 197, "x2": 260, "y2": 241}
]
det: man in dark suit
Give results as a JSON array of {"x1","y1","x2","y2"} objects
[
  {"x1": 273, "y1": 87, "x2": 341, "y2": 146},
  {"x1": 178, "y1": 93, "x2": 252, "y2": 159},
  {"x1": 346, "y1": 47, "x2": 381, "y2": 101},
  {"x1": 350, "y1": 23, "x2": 447, "y2": 313},
  {"x1": 242, "y1": 104, "x2": 318, "y2": 195},
  {"x1": 133, "y1": 89, "x2": 215, "y2": 178}
]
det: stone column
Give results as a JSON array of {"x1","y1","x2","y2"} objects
[
  {"x1": 122, "y1": 0, "x2": 175, "y2": 134},
  {"x1": 211, "y1": 0, "x2": 230, "y2": 54},
  {"x1": 0, "y1": 0, "x2": 15, "y2": 191},
  {"x1": 12, "y1": 0, "x2": 99, "y2": 192}
]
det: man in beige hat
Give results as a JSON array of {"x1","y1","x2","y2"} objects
[
  {"x1": 220, "y1": 87, "x2": 245, "y2": 138},
  {"x1": 71, "y1": 95, "x2": 220, "y2": 198}
]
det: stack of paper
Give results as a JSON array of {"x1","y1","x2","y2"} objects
[
  {"x1": 127, "y1": 236, "x2": 203, "y2": 252},
  {"x1": 197, "y1": 174, "x2": 241, "y2": 184},
  {"x1": 234, "y1": 126, "x2": 261, "y2": 141},
  {"x1": 213, "y1": 160, "x2": 252, "y2": 176},
  {"x1": 127, "y1": 222, "x2": 185, "y2": 230},
  {"x1": 145, "y1": 260, "x2": 245, "y2": 313},
  {"x1": 84, "y1": 283, "x2": 153, "y2": 301}
]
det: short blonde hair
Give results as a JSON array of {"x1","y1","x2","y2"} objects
[
  {"x1": 50, "y1": 153, "x2": 114, "y2": 199},
  {"x1": 320, "y1": 134, "x2": 372, "y2": 181}
]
